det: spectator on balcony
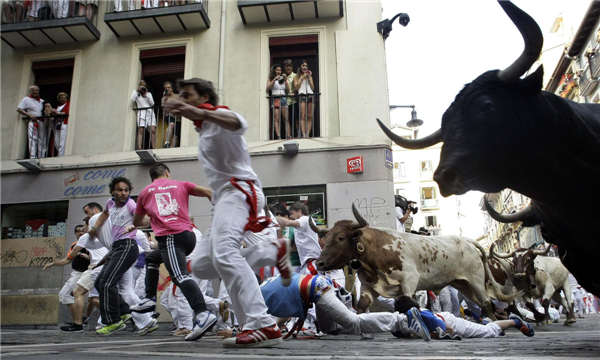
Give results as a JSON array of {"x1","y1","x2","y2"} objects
[
  {"x1": 113, "y1": 0, "x2": 136, "y2": 12},
  {"x1": 294, "y1": 60, "x2": 315, "y2": 138},
  {"x1": 142, "y1": 0, "x2": 158, "y2": 8},
  {"x1": 162, "y1": 81, "x2": 180, "y2": 148},
  {"x1": 132, "y1": 80, "x2": 157, "y2": 150},
  {"x1": 3, "y1": 1, "x2": 25, "y2": 23},
  {"x1": 76, "y1": 0, "x2": 96, "y2": 21},
  {"x1": 26, "y1": 0, "x2": 42, "y2": 20},
  {"x1": 283, "y1": 59, "x2": 299, "y2": 136},
  {"x1": 51, "y1": 0, "x2": 69, "y2": 18},
  {"x1": 52, "y1": 92, "x2": 70, "y2": 157},
  {"x1": 267, "y1": 63, "x2": 290, "y2": 140},
  {"x1": 17, "y1": 85, "x2": 45, "y2": 159}
]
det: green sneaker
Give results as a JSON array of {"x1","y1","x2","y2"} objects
[
  {"x1": 96, "y1": 321, "x2": 125, "y2": 336},
  {"x1": 121, "y1": 313, "x2": 133, "y2": 324}
]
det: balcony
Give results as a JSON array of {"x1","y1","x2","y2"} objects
[
  {"x1": 421, "y1": 198, "x2": 439, "y2": 209},
  {"x1": 579, "y1": 64, "x2": 599, "y2": 97},
  {"x1": 266, "y1": 94, "x2": 320, "y2": 140},
  {"x1": 237, "y1": 0, "x2": 343, "y2": 25},
  {"x1": 591, "y1": 52, "x2": 600, "y2": 79},
  {"x1": 133, "y1": 105, "x2": 184, "y2": 151},
  {"x1": 1, "y1": 3, "x2": 100, "y2": 48},
  {"x1": 104, "y1": 0, "x2": 209, "y2": 38}
]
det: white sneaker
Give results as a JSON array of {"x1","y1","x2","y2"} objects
[
  {"x1": 138, "y1": 318, "x2": 159, "y2": 336},
  {"x1": 130, "y1": 298, "x2": 156, "y2": 313},
  {"x1": 185, "y1": 312, "x2": 217, "y2": 341}
]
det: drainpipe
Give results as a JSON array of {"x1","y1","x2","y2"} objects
[{"x1": 217, "y1": 0, "x2": 227, "y2": 104}]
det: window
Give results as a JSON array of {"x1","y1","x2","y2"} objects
[
  {"x1": 25, "y1": 58, "x2": 75, "y2": 159},
  {"x1": 268, "y1": 35, "x2": 320, "y2": 140},
  {"x1": 2, "y1": 201, "x2": 69, "y2": 239},
  {"x1": 394, "y1": 162, "x2": 406, "y2": 180},
  {"x1": 137, "y1": 46, "x2": 186, "y2": 150},
  {"x1": 425, "y1": 215, "x2": 437, "y2": 227},
  {"x1": 420, "y1": 186, "x2": 438, "y2": 208},
  {"x1": 263, "y1": 184, "x2": 327, "y2": 226},
  {"x1": 420, "y1": 160, "x2": 433, "y2": 179},
  {"x1": 395, "y1": 188, "x2": 405, "y2": 196}
]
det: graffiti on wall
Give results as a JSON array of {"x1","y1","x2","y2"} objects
[{"x1": 1, "y1": 237, "x2": 66, "y2": 268}]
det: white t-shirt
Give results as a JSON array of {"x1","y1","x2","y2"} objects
[
  {"x1": 245, "y1": 210, "x2": 278, "y2": 246},
  {"x1": 395, "y1": 207, "x2": 405, "y2": 232},
  {"x1": 77, "y1": 233, "x2": 109, "y2": 265},
  {"x1": 294, "y1": 216, "x2": 322, "y2": 266},
  {"x1": 131, "y1": 90, "x2": 156, "y2": 121},
  {"x1": 135, "y1": 230, "x2": 150, "y2": 254},
  {"x1": 197, "y1": 109, "x2": 261, "y2": 199},
  {"x1": 569, "y1": 274, "x2": 582, "y2": 293},
  {"x1": 18, "y1": 96, "x2": 44, "y2": 117},
  {"x1": 271, "y1": 79, "x2": 286, "y2": 96}
]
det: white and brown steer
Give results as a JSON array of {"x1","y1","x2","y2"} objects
[{"x1": 312, "y1": 204, "x2": 519, "y2": 321}]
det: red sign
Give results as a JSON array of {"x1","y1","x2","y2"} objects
[{"x1": 347, "y1": 156, "x2": 364, "y2": 174}]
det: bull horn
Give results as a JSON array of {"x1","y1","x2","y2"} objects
[
  {"x1": 483, "y1": 195, "x2": 533, "y2": 223},
  {"x1": 532, "y1": 245, "x2": 551, "y2": 256},
  {"x1": 496, "y1": 1, "x2": 543, "y2": 83},
  {"x1": 490, "y1": 241, "x2": 514, "y2": 259},
  {"x1": 309, "y1": 217, "x2": 329, "y2": 237},
  {"x1": 351, "y1": 203, "x2": 369, "y2": 229},
  {"x1": 377, "y1": 118, "x2": 442, "y2": 150}
]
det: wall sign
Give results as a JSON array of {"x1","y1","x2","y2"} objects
[
  {"x1": 385, "y1": 148, "x2": 393, "y2": 169},
  {"x1": 61, "y1": 168, "x2": 126, "y2": 198},
  {"x1": 347, "y1": 156, "x2": 364, "y2": 174}
]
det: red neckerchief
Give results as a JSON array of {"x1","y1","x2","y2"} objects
[
  {"x1": 193, "y1": 103, "x2": 230, "y2": 128},
  {"x1": 29, "y1": 94, "x2": 41, "y2": 102}
]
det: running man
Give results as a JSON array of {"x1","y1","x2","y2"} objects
[
  {"x1": 164, "y1": 78, "x2": 292, "y2": 348},
  {"x1": 131, "y1": 162, "x2": 216, "y2": 341}
]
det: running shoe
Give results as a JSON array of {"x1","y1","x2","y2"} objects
[
  {"x1": 96, "y1": 321, "x2": 125, "y2": 336},
  {"x1": 274, "y1": 238, "x2": 292, "y2": 287},
  {"x1": 130, "y1": 297, "x2": 156, "y2": 313},
  {"x1": 60, "y1": 323, "x2": 84, "y2": 333},
  {"x1": 173, "y1": 328, "x2": 192, "y2": 336},
  {"x1": 138, "y1": 318, "x2": 159, "y2": 336},
  {"x1": 509, "y1": 314, "x2": 535, "y2": 337},
  {"x1": 406, "y1": 307, "x2": 431, "y2": 341},
  {"x1": 222, "y1": 324, "x2": 282, "y2": 348},
  {"x1": 185, "y1": 312, "x2": 217, "y2": 341},
  {"x1": 121, "y1": 313, "x2": 133, "y2": 324}
]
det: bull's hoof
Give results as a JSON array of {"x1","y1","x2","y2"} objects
[
  {"x1": 544, "y1": 319, "x2": 553, "y2": 325},
  {"x1": 567, "y1": 318, "x2": 577, "y2": 324},
  {"x1": 563, "y1": 320, "x2": 571, "y2": 326}
]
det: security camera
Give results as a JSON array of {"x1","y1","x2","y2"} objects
[{"x1": 398, "y1": 13, "x2": 410, "y2": 27}]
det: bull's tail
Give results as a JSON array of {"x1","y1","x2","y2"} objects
[{"x1": 469, "y1": 239, "x2": 523, "y2": 302}]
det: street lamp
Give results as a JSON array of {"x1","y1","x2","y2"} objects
[
  {"x1": 377, "y1": 13, "x2": 410, "y2": 40},
  {"x1": 389, "y1": 105, "x2": 424, "y2": 139}
]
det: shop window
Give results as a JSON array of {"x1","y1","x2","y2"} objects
[
  {"x1": 263, "y1": 184, "x2": 326, "y2": 226},
  {"x1": 1, "y1": 201, "x2": 69, "y2": 239},
  {"x1": 268, "y1": 35, "x2": 320, "y2": 139},
  {"x1": 137, "y1": 46, "x2": 186, "y2": 150}
]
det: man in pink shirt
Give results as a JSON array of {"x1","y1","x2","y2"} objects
[{"x1": 131, "y1": 163, "x2": 216, "y2": 341}]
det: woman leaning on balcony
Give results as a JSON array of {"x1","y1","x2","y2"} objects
[
  {"x1": 267, "y1": 63, "x2": 290, "y2": 140},
  {"x1": 293, "y1": 60, "x2": 315, "y2": 139}
]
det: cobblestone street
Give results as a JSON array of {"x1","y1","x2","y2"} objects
[{"x1": 2, "y1": 314, "x2": 599, "y2": 359}]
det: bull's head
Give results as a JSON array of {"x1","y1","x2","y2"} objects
[
  {"x1": 378, "y1": 1, "x2": 544, "y2": 197},
  {"x1": 314, "y1": 203, "x2": 369, "y2": 271},
  {"x1": 491, "y1": 244, "x2": 550, "y2": 282}
]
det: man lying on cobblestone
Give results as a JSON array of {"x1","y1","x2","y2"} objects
[
  {"x1": 394, "y1": 296, "x2": 535, "y2": 340},
  {"x1": 219, "y1": 273, "x2": 431, "y2": 341}
]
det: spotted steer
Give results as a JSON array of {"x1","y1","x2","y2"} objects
[{"x1": 312, "y1": 204, "x2": 519, "y2": 321}]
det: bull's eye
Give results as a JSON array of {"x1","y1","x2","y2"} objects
[
  {"x1": 479, "y1": 101, "x2": 495, "y2": 114},
  {"x1": 338, "y1": 237, "x2": 344, "y2": 242}
]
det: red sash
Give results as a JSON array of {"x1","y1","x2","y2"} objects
[{"x1": 229, "y1": 178, "x2": 272, "y2": 233}]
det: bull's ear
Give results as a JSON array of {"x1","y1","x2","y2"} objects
[
  {"x1": 351, "y1": 230, "x2": 363, "y2": 241},
  {"x1": 522, "y1": 65, "x2": 543, "y2": 93}
]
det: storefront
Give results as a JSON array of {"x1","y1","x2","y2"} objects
[{"x1": 1, "y1": 145, "x2": 394, "y2": 326}]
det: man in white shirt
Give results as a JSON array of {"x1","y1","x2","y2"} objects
[
  {"x1": 569, "y1": 273, "x2": 585, "y2": 318},
  {"x1": 131, "y1": 80, "x2": 157, "y2": 150},
  {"x1": 17, "y1": 85, "x2": 45, "y2": 159},
  {"x1": 164, "y1": 78, "x2": 292, "y2": 348}
]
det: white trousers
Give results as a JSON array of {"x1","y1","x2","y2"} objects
[
  {"x1": 573, "y1": 290, "x2": 585, "y2": 316},
  {"x1": 439, "y1": 286, "x2": 461, "y2": 318},
  {"x1": 377, "y1": 296, "x2": 395, "y2": 311},
  {"x1": 118, "y1": 268, "x2": 152, "y2": 329},
  {"x1": 59, "y1": 271, "x2": 83, "y2": 305},
  {"x1": 51, "y1": 0, "x2": 69, "y2": 17},
  {"x1": 190, "y1": 183, "x2": 276, "y2": 330},
  {"x1": 131, "y1": 266, "x2": 146, "y2": 299},
  {"x1": 316, "y1": 290, "x2": 407, "y2": 334},
  {"x1": 27, "y1": 120, "x2": 48, "y2": 158},
  {"x1": 113, "y1": 0, "x2": 136, "y2": 12},
  {"x1": 53, "y1": 123, "x2": 67, "y2": 157},
  {"x1": 441, "y1": 312, "x2": 502, "y2": 338},
  {"x1": 161, "y1": 283, "x2": 179, "y2": 324}
]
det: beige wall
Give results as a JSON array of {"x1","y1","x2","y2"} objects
[{"x1": 1, "y1": 0, "x2": 391, "y2": 168}]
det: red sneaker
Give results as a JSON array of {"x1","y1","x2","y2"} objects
[
  {"x1": 222, "y1": 324, "x2": 282, "y2": 348},
  {"x1": 274, "y1": 238, "x2": 292, "y2": 287}
]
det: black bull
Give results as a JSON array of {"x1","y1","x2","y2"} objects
[{"x1": 378, "y1": 1, "x2": 600, "y2": 296}]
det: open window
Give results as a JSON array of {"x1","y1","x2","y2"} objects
[
  {"x1": 420, "y1": 186, "x2": 439, "y2": 209},
  {"x1": 268, "y1": 35, "x2": 319, "y2": 140},
  {"x1": 136, "y1": 46, "x2": 186, "y2": 150}
]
